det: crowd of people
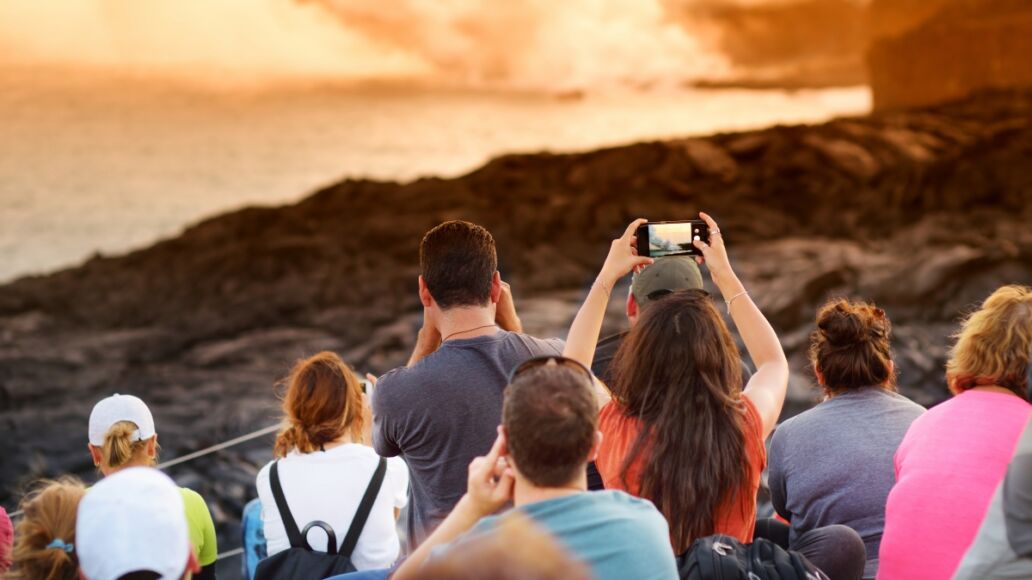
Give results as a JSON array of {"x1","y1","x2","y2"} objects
[{"x1": 1, "y1": 214, "x2": 1030, "y2": 580}]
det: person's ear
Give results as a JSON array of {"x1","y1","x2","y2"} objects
[
  {"x1": 588, "y1": 431, "x2": 603, "y2": 462},
  {"x1": 88, "y1": 444, "x2": 102, "y2": 467},
  {"x1": 886, "y1": 360, "x2": 895, "y2": 384},
  {"x1": 418, "y1": 275, "x2": 434, "y2": 308},
  {"x1": 489, "y1": 271, "x2": 502, "y2": 304},
  {"x1": 498, "y1": 425, "x2": 509, "y2": 457},
  {"x1": 814, "y1": 364, "x2": 825, "y2": 387},
  {"x1": 626, "y1": 291, "x2": 638, "y2": 322},
  {"x1": 147, "y1": 435, "x2": 158, "y2": 458}
]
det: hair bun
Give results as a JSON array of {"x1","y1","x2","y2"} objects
[{"x1": 817, "y1": 302, "x2": 869, "y2": 347}]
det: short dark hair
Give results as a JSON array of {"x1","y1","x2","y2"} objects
[
  {"x1": 420, "y1": 221, "x2": 497, "y2": 309},
  {"x1": 502, "y1": 366, "x2": 597, "y2": 487}
]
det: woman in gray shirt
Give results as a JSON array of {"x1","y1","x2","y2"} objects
[{"x1": 767, "y1": 299, "x2": 925, "y2": 579}]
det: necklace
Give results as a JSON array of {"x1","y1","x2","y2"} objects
[{"x1": 442, "y1": 323, "x2": 498, "y2": 342}]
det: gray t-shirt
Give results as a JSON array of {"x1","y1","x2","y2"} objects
[
  {"x1": 768, "y1": 388, "x2": 925, "y2": 568},
  {"x1": 372, "y1": 330, "x2": 563, "y2": 548}
]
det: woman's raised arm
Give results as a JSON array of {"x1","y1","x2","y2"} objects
[{"x1": 693, "y1": 212, "x2": 788, "y2": 439}]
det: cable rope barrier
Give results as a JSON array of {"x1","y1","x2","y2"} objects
[{"x1": 5, "y1": 421, "x2": 282, "y2": 562}]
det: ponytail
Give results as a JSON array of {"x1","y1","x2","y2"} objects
[
  {"x1": 7, "y1": 478, "x2": 84, "y2": 580},
  {"x1": 274, "y1": 352, "x2": 367, "y2": 458},
  {"x1": 99, "y1": 421, "x2": 154, "y2": 470}
]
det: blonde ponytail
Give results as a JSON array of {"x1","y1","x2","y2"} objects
[
  {"x1": 7, "y1": 477, "x2": 85, "y2": 580},
  {"x1": 99, "y1": 421, "x2": 154, "y2": 470}
]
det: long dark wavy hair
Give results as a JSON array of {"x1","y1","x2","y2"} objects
[{"x1": 611, "y1": 290, "x2": 751, "y2": 552}]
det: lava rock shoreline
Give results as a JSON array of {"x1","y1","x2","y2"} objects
[{"x1": 1, "y1": 91, "x2": 1030, "y2": 573}]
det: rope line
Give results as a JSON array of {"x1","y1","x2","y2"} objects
[
  {"x1": 217, "y1": 547, "x2": 244, "y2": 561},
  {"x1": 156, "y1": 424, "x2": 281, "y2": 470},
  {"x1": 6, "y1": 423, "x2": 281, "y2": 520}
]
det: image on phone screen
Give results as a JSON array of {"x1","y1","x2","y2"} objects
[{"x1": 648, "y1": 222, "x2": 703, "y2": 257}]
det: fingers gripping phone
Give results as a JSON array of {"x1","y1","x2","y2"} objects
[{"x1": 636, "y1": 220, "x2": 710, "y2": 258}]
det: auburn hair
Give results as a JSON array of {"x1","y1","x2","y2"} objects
[
  {"x1": 611, "y1": 290, "x2": 751, "y2": 553},
  {"x1": 947, "y1": 285, "x2": 1032, "y2": 398},
  {"x1": 7, "y1": 477, "x2": 85, "y2": 580},
  {"x1": 274, "y1": 351, "x2": 367, "y2": 457},
  {"x1": 809, "y1": 299, "x2": 895, "y2": 395}
]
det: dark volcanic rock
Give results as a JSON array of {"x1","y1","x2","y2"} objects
[{"x1": 2, "y1": 91, "x2": 1031, "y2": 571}]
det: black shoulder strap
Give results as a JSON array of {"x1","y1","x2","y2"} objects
[
  {"x1": 339, "y1": 457, "x2": 388, "y2": 558},
  {"x1": 269, "y1": 460, "x2": 305, "y2": 549}
]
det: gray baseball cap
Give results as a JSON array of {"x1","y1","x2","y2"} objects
[{"x1": 631, "y1": 256, "x2": 704, "y2": 309}]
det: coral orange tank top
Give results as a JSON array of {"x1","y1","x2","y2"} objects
[{"x1": 596, "y1": 394, "x2": 767, "y2": 547}]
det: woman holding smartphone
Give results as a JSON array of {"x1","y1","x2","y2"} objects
[{"x1": 563, "y1": 214, "x2": 864, "y2": 579}]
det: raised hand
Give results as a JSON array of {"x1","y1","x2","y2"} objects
[
  {"x1": 598, "y1": 218, "x2": 655, "y2": 289},
  {"x1": 464, "y1": 429, "x2": 515, "y2": 516},
  {"x1": 495, "y1": 279, "x2": 522, "y2": 332},
  {"x1": 691, "y1": 212, "x2": 734, "y2": 286}
]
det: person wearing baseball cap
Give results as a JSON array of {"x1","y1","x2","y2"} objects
[
  {"x1": 76, "y1": 467, "x2": 201, "y2": 580},
  {"x1": 591, "y1": 256, "x2": 751, "y2": 386},
  {"x1": 86, "y1": 395, "x2": 218, "y2": 579},
  {"x1": 586, "y1": 256, "x2": 752, "y2": 491}
]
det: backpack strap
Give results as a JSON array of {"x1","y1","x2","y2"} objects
[
  {"x1": 338, "y1": 457, "x2": 388, "y2": 558},
  {"x1": 269, "y1": 460, "x2": 305, "y2": 549}
]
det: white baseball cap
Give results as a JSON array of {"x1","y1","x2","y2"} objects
[
  {"x1": 88, "y1": 394, "x2": 156, "y2": 446},
  {"x1": 76, "y1": 467, "x2": 192, "y2": 580}
]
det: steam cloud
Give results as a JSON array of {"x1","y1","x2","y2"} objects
[{"x1": 0, "y1": 0, "x2": 869, "y2": 90}]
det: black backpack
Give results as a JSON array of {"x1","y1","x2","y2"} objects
[
  {"x1": 678, "y1": 534, "x2": 828, "y2": 580},
  {"x1": 254, "y1": 457, "x2": 387, "y2": 580}
]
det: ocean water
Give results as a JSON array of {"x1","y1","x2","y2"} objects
[{"x1": 0, "y1": 66, "x2": 871, "y2": 283}]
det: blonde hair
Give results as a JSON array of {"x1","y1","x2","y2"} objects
[
  {"x1": 947, "y1": 285, "x2": 1032, "y2": 397},
  {"x1": 98, "y1": 421, "x2": 156, "y2": 470},
  {"x1": 7, "y1": 477, "x2": 85, "y2": 580},
  {"x1": 274, "y1": 352, "x2": 368, "y2": 458}
]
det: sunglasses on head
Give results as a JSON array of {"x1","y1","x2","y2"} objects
[{"x1": 508, "y1": 355, "x2": 594, "y2": 386}]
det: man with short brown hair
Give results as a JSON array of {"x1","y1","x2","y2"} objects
[
  {"x1": 393, "y1": 361, "x2": 677, "y2": 580},
  {"x1": 372, "y1": 220, "x2": 563, "y2": 549}
]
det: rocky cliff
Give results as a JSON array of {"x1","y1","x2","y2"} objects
[
  {"x1": 869, "y1": 0, "x2": 1032, "y2": 110},
  {"x1": 2, "y1": 91, "x2": 1031, "y2": 569}
]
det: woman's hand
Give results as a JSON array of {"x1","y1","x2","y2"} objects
[
  {"x1": 692, "y1": 212, "x2": 735, "y2": 288},
  {"x1": 598, "y1": 218, "x2": 654, "y2": 289}
]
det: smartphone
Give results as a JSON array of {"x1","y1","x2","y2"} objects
[{"x1": 636, "y1": 220, "x2": 710, "y2": 258}]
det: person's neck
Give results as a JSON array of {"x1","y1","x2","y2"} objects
[
  {"x1": 320, "y1": 432, "x2": 361, "y2": 452},
  {"x1": 103, "y1": 458, "x2": 152, "y2": 477},
  {"x1": 438, "y1": 306, "x2": 498, "y2": 342},
  {"x1": 513, "y1": 474, "x2": 586, "y2": 508},
  {"x1": 969, "y1": 384, "x2": 1020, "y2": 397}
]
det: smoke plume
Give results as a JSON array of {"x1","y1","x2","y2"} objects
[{"x1": 0, "y1": 0, "x2": 871, "y2": 90}]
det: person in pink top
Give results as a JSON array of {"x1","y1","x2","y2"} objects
[{"x1": 878, "y1": 285, "x2": 1032, "y2": 580}]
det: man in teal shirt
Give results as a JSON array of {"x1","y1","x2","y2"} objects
[{"x1": 392, "y1": 359, "x2": 678, "y2": 580}]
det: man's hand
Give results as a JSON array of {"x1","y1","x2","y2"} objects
[
  {"x1": 495, "y1": 280, "x2": 522, "y2": 332},
  {"x1": 462, "y1": 429, "x2": 515, "y2": 517},
  {"x1": 393, "y1": 429, "x2": 513, "y2": 580},
  {"x1": 408, "y1": 307, "x2": 442, "y2": 367}
]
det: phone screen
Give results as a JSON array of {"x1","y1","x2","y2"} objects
[{"x1": 647, "y1": 221, "x2": 706, "y2": 257}]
